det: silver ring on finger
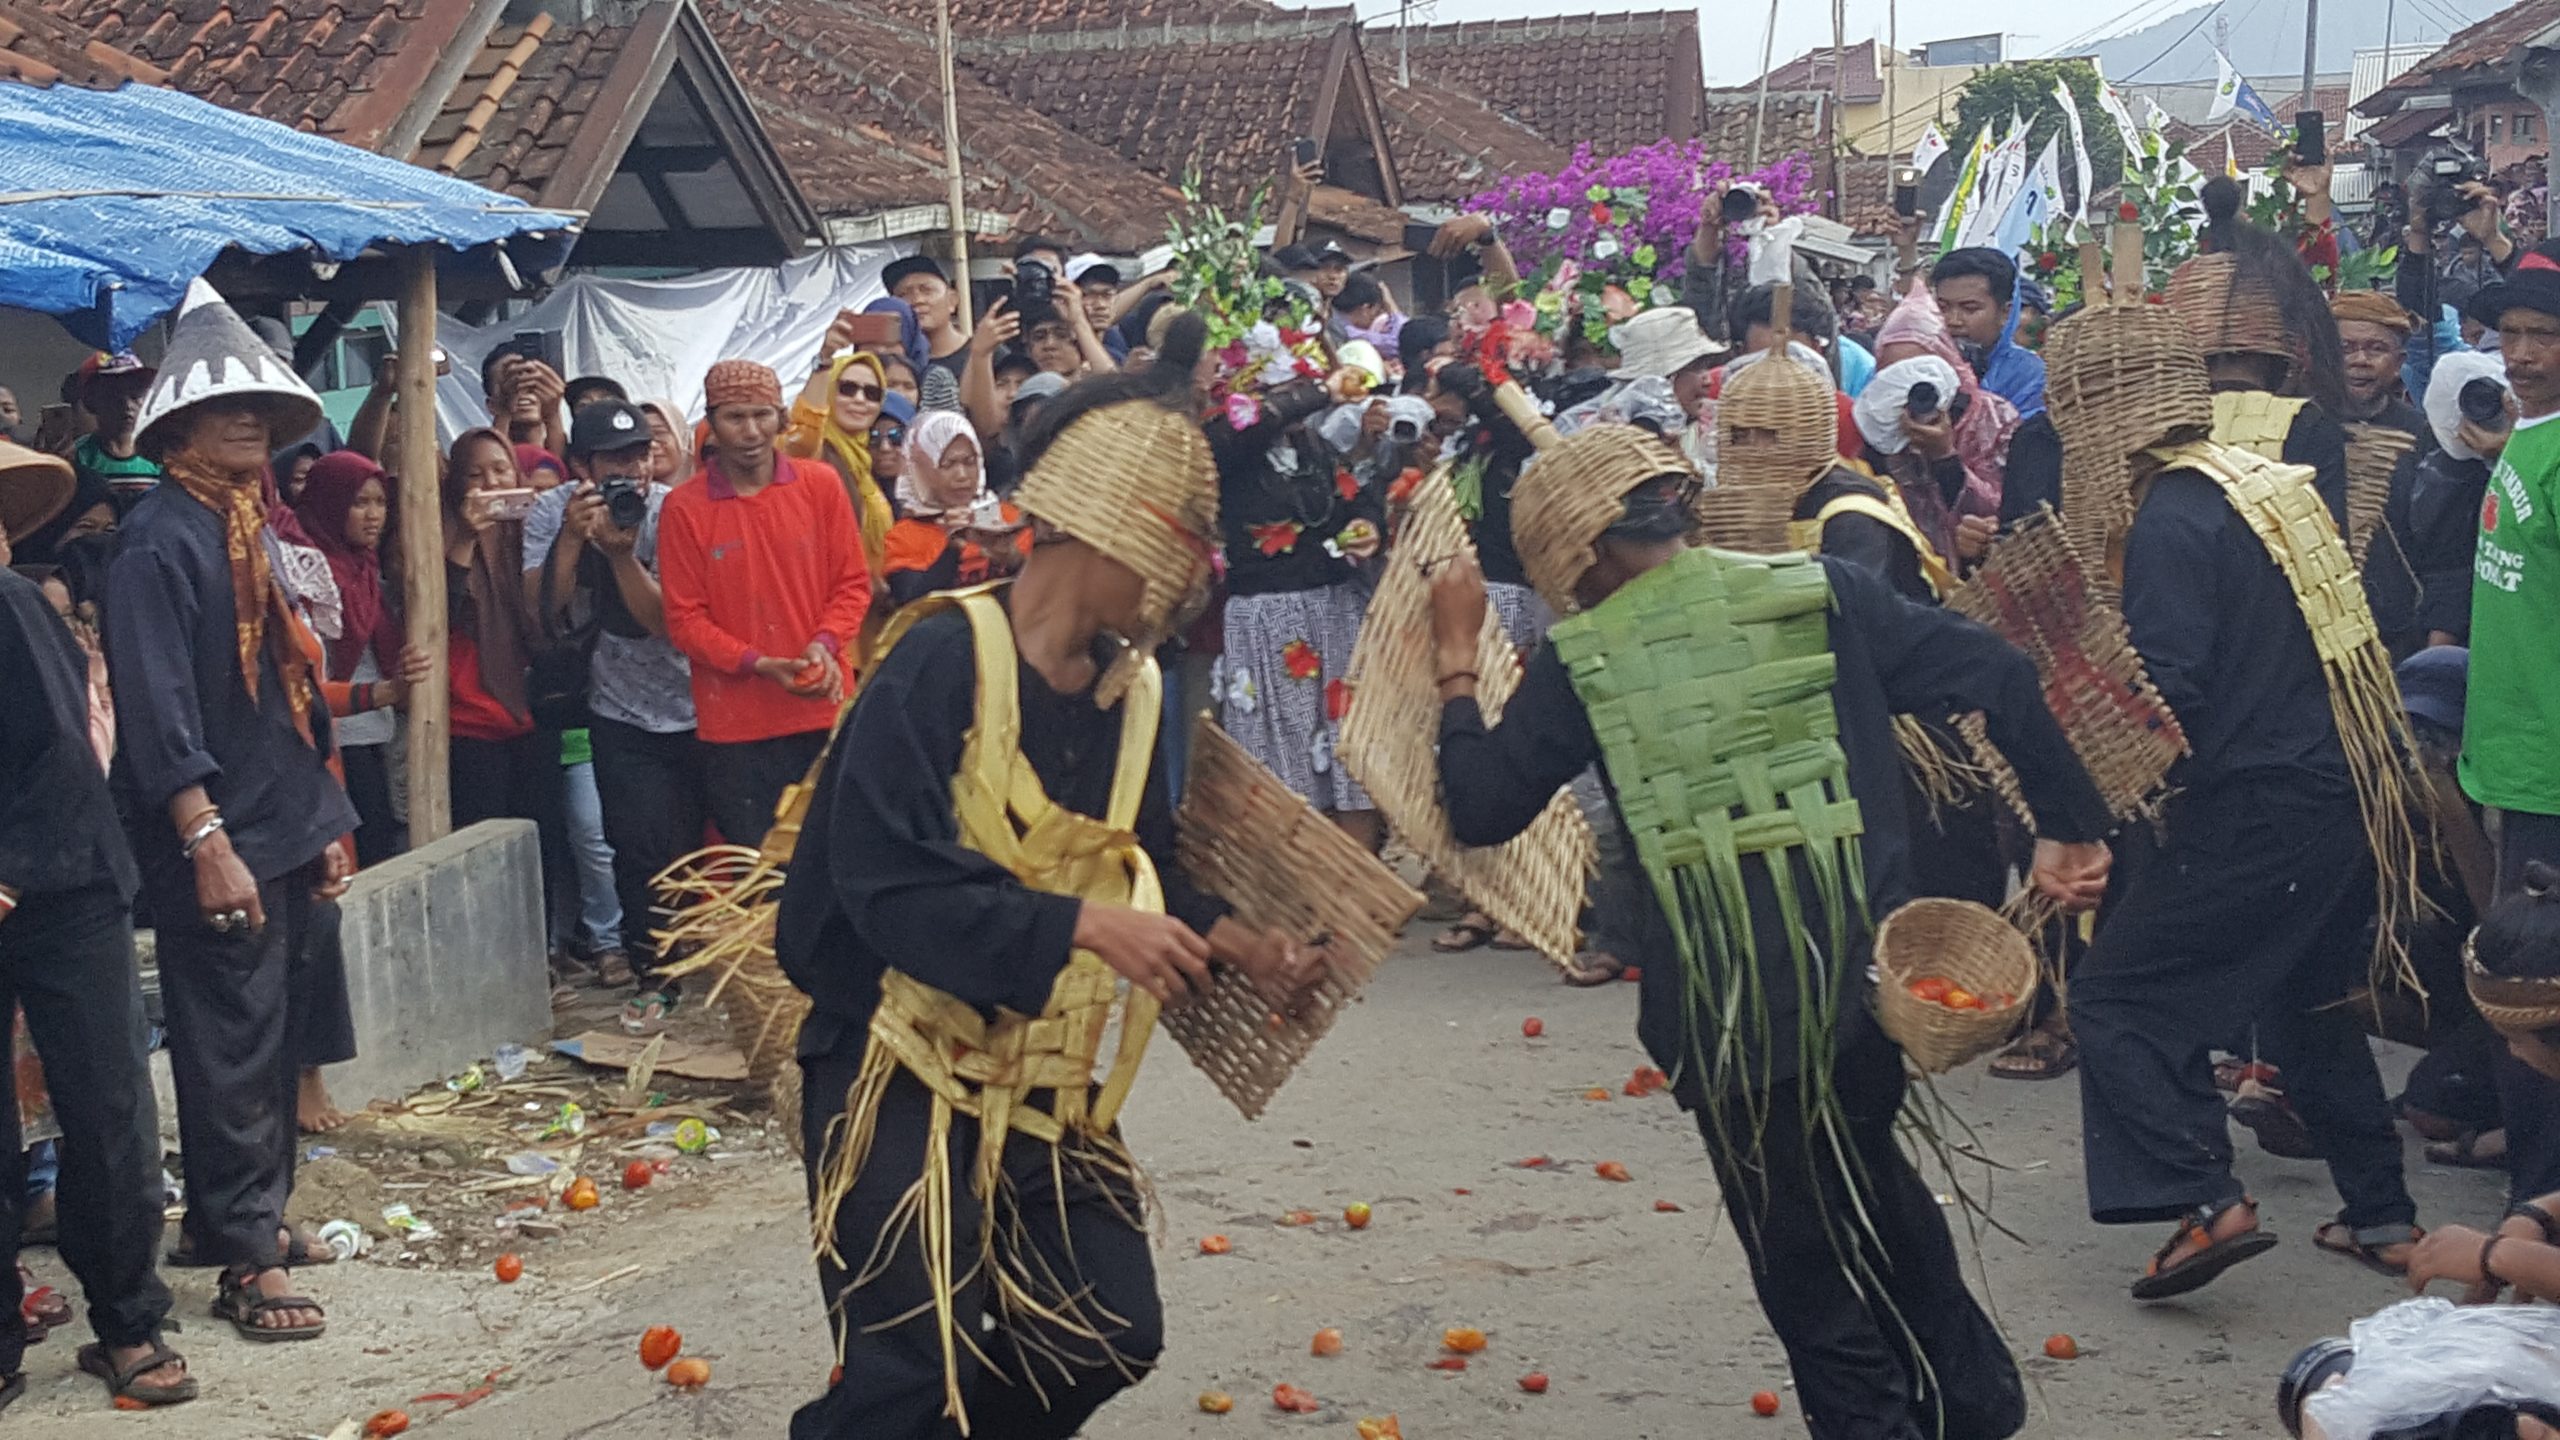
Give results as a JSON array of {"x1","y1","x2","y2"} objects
[
  {"x1": 225, "y1": 908, "x2": 249, "y2": 929},
  {"x1": 208, "y1": 911, "x2": 234, "y2": 933}
]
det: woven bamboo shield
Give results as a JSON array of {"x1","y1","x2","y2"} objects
[
  {"x1": 1166, "y1": 719, "x2": 1426, "y2": 1118},
  {"x1": 1338, "y1": 466, "x2": 1593, "y2": 966}
]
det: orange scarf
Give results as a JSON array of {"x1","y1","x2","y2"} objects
[{"x1": 162, "y1": 450, "x2": 318, "y2": 745}]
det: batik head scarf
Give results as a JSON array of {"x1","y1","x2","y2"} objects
[
  {"x1": 1873, "y1": 283, "x2": 2014, "y2": 517},
  {"x1": 898, "y1": 409, "x2": 985, "y2": 518},
  {"x1": 817, "y1": 352, "x2": 895, "y2": 578},
  {"x1": 293, "y1": 450, "x2": 403, "y2": 680}
]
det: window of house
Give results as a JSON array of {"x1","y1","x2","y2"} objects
[
  {"x1": 2492, "y1": 113, "x2": 2506, "y2": 141},
  {"x1": 2520, "y1": 112, "x2": 2539, "y2": 142}
]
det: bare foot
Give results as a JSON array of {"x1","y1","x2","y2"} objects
[{"x1": 296, "y1": 1069, "x2": 346, "y2": 1134}]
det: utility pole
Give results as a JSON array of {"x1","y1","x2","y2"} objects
[
  {"x1": 1888, "y1": 0, "x2": 1898, "y2": 156},
  {"x1": 2302, "y1": 0, "x2": 2320, "y2": 115},
  {"x1": 1751, "y1": 0, "x2": 1781, "y2": 167}
]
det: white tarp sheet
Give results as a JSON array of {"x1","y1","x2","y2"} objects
[{"x1": 407, "y1": 243, "x2": 905, "y2": 440}]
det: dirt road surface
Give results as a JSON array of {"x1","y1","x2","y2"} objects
[{"x1": 7, "y1": 939, "x2": 2495, "y2": 1438}]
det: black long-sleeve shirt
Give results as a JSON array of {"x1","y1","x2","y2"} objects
[
  {"x1": 2402, "y1": 441, "x2": 2492, "y2": 645},
  {"x1": 1453, "y1": 408, "x2": 1539, "y2": 589},
  {"x1": 2122, "y1": 468, "x2": 2351, "y2": 799},
  {"x1": 1209, "y1": 384, "x2": 1378, "y2": 597},
  {"x1": 1435, "y1": 555, "x2": 2109, "y2": 1091},
  {"x1": 1798, "y1": 467, "x2": 1934, "y2": 603},
  {"x1": 103, "y1": 486, "x2": 353, "y2": 887},
  {"x1": 0, "y1": 569, "x2": 135, "y2": 902},
  {"x1": 776, "y1": 603, "x2": 1229, "y2": 1057},
  {"x1": 1999, "y1": 412, "x2": 2065, "y2": 528}
]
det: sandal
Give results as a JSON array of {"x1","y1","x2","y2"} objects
[
  {"x1": 592, "y1": 949, "x2": 636, "y2": 987},
  {"x1": 2425, "y1": 1128, "x2": 2509, "y2": 1170},
  {"x1": 1489, "y1": 928, "x2": 1533, "y2": 951},
  {"x1": 1989, "y1": 1026, "x2": 2079, "y2": 1081},
  {"x1": 17, "y1": 1265, "x2": 68, "y2": 1329},
  {"x1": 1432, "y1": 916, "x2": 1497, "y2": 953},
  {"x1": 2132, "y1": 1198, "x2": 2278, "y2": 1301},
  {"x1": 620, "y1": 989, "x2": 676, "y2": 1035},
  {"x1": 1560, "y1": 952, "x2": 1627, "y2": 987},
  {"x1": 2230, "y1": 1079, "x2": 2320, "y2": 1160},
  {"x1": 77, "y1": 1338, "x2": 197, "y2": 1406},
  {"x1": 2314, "y1": 1220, "x2": 2424, "y2": 1278},
  {"x1": 212, "y1": 1266, "x2": 326, "y2": 1343}
]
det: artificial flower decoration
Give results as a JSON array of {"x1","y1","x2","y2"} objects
[
  {"x1": 1281, "y1": 638, "x2": 1321, "y2": 681},
  {"x1": 1387, "y1": 466, "x2": 1427, "y2": 507},
  {"x1": 1165, "y1": 173, "x2": 1331, "y2": 429},
  {"x1": 1335, "y1": 516, "x2": 1381, "y2": 560},
  {"x1": 1225, "y1": 392, "x2": 1262, "y2": 429},
  {"x1": 1334, "y1": 468, "x2": 1360, "y2": 502},
  {"x1": 1250, "y1": 519, "x2": 1303, "y2": 557},
  {"x1": 1325, "y1": 677, "x2": 1353, "y2": 722}
]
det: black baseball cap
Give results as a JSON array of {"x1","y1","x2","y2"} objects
[
  {"x1": 882, "y1": 255, "x2": 949, "y2": 292},
  {"x1": 1314, "y1": 242, "x2": 1355, "y2": 268},
  {"x1": 2468, "y1": 255, "x2": 2560, "y2": 329},
  {"x1": 567, "y1": 400, "x2": 654, "y2": 458}
]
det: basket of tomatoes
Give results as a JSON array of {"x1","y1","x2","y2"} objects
[{"x1": 1872, "y1": 898, "x2": 2035, "y2": 1073}]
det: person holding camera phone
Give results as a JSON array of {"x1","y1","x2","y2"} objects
[
  {"x1": 1681, "y1": 182, "x2": 1818, "y2": 348},
  {"x1": 524, "y1": 401, "x2": 706, "y2": 1029},
  {"x1": 880, "y1": 410, "x2": 1027, "y2": 611}
]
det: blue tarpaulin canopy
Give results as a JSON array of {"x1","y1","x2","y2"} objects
[{"x1": 0, "y1": 79, "x2": 582, "y2": 347}]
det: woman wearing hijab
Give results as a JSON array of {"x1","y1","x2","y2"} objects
[
  {"x1": 639, "y1": 397, "x2": 693, "y2": 484},
  {"x1": 440, "y1": 430, "x2": 549, "y2": 832},
  {"x1": 879, "y1": 409, "x2": 1025, "y2": 608},
  {"x1": 291, "y1": 452, "x2": 419, "y2": 864},
  {"x1": 11, "y1": 468, "x2": 116, "y2": 569},
  {"x1": 784, "y1": 347, "x2": 897, "y2": 595},
  {"x1": 862, "y1": 295, "x2": 932, "y2": 380},
  {"x1": 1873, "y1": 282, "x2": 2014, "y2": 560}
]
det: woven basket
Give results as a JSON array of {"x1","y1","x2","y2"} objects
[
  {"x1": 1692, "y1": 480, "x2": 1797, "y2": 554},
  {"x1": 2165, "y1": 252, "x2": 2293, "y2": 362},
  {"x1": 2045, "y1": 300, "x2": 2211, "y2": 584},
  {"x1": 1715, "y1": 346, "x2": 1837, "y2": 495},
  {"x1": 1338, "y1": 466, "x2": 1593, "y2": 966},
  {"x1": 1165, "y1": 718, "x2": 1425, "y2": 1119},
  {"x1": 2342, "y1": 422, "x2": 2417, "y2": 566},
  {"x1": 1872, "y1": 898, "x2": 2037, "y2": 1073},
  {"x1": 1513, "y1": 424, "x2": 1692, "y2": 615},
  {"x1": 2467, "y1": 943, "x2": 2560, "y2": 1034}
]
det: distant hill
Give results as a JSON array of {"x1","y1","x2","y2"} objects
[{"x1": 2080, "y1": 0, "x2": 2500, "y2": 84}]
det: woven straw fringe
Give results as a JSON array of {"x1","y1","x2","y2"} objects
[
  {"x1": 2165, "y1": 252, "x2": 2294, "y2": 361},
  {"x1": 2152, "y1": 440, "x2": 2434, "y2": 1000},
  {"x1": 1512, "y1": 424, "x2": 1693, "y2": 615},
  {"x1": 1893, "y1": 714, "x2": 2005, "y2": 826},
  {"x1": 2343, "y1": 422, "x2": 2417, "y2": 566},
  {"x1": 1872, "y1": 898, "x2": 2037, "y2": 1073},
  {"x1": 1339, "y1": 466, "x2": 1593, "y2": 966},
  {"x1": 1165, "y1": 719, "x2": 1425, "y2": 1119},
  {"x1": 1944, "y1": 508, "x2": 2190, "y2": 822}
]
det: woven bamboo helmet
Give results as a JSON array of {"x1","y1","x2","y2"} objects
[
  {"x1": 1715, "y1": 346, "x2": 1837, "y2": 498},
  {"x1": 1512, "y1": 422, "x2": 1695, "y2": 614},
  {"x1": 2164, "y1": 251, "x2": 2293, "y2": 365},
  {"x1": 1013, "y1": 397, "x2": 1219, "y2": 648},
  {"x1": 2043, "y1": 300, "x2": 2213, "y2": 467}
]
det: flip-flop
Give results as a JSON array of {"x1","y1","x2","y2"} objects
[
  {"x1": 1431, "y1": 918, "x2": 1496, "y2": 953},
  {"x1": 77, "y1": 1339, "x2": 196, "y2": 1406},
  {"x1": 2314, "y1": 1221, "x2": 2423, "y2": 1278},
  {"x1": 620, "y1": 990, "x2": 676, "y2": 1035},
  {"x1": 2230, "y1": 1081, "x2": 2320, "y2": 1160},
  {"x1": 2132, "y1": 1200, "x2": 2278, "y2": 1301},
  {"x1": 1489, "y1": 929, "x2": 1533, "y2": 951},
  {"x1": 1989, "y1": 1028, "x2": 2079, "y2": 1080},
  {"x1": 1560, "y1": 953, "x2": 1626, "y2": 987}
]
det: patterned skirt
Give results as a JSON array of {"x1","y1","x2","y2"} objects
[
  {"x1": 1486, "y1": 580, "x2": 1553, "y2": 655},
  {"x1": 1215, "y1": 582, "x2": 1374, "y2": 814}
]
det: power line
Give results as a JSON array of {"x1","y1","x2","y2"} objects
[
  {"x1": 2116, "y1": 0, "x2": 2228, "y2": 82},
  {"x1": 2040, "y1": 0, "x2": 2200, "y2": 62}
]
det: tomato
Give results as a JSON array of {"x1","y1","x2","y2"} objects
[
  {"x1": 1942, "y1": 988, "x2": 1983, "y2": 1011},
  {"x1": 1654, "y1": 1199, "x2": 1684, "y2": 1213},
  {"x1": 1909, "y1": 976, "x2": 1952, "y2": 1002},
  {"x1": 1356, "y1": 1419, "x2": 1404, "y2": 1440},
  {"x1": 1343, "y1": 1202, "x2": 1372, "y2": 1230},
  {"x1": 639, "y1": 1325, "x2": 682, "y2": 1370},
  {"x1": 493, "y1": 1253, "x2": 523, "y2": 1284},
  {"x1": 1442, "y1": 1326, "x2": 1488, "y2": 1353},
  {"x1": 2044, "y1": 1333, "x2": 2079, "y2": 1360},
  {"x1": 622, "y1": 1160, "x2": 654, "y2": 1191},
  {"x1": 1517, "y1": 1155, "x2": 1550, "y2": 1168},
  {"x1": 1595, "y1": 1160, "x2": 1633, "y2": 1182},
  {"x1": 1427, "y1": 1356, "x2": 1468, "y2": 1371},
  {"x1": 1199, "y1": 1234, "x2": 1232, "y2": 1255},
  {"x1": 1279, "y1": 1209, "x2": 1317, "y2": 1227},
  {"x1": 1751, "y1": 1389, "x2": 1782, "y2": 1417},
  {"x1": 1521, "y1": 1016, "x2": 1544, "y2": 1038},
  {"x1": 1271, "y1": 1382, "x2": 1319, "y2": 1413},
  {"x1": 364, "y1": 1412, "x2": 410, "y2": 1437},
  {"x1": 1312, "y1": 1327, "x2": 1344, "y2": 1356},
  {"x1": 564, "y1": 1177, "x2": 600, "y2": 1211},
  {"x1": 1582, "y1": 1087, "x2": 1611, "y2": 1101},
  {"x1": 665, "y1": 1357, "x2": 711, "y2": 1389},
  {"x1": 1519, "y1": 1372, "x2": 1550, "y2": 1394},
  {"x1": 1198, "y1": 1390, "x2": 1235, "y2": 1414}
]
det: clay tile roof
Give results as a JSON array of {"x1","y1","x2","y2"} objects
[
  {"x1": 707, "y1": 0, "x2": 1182, "y2": 251},
  {"x1": 38, "y1": 0, "x2": 464, "y2": 145},
  {"x1": 1369, "y1": 9, "x2": 1702, "y2": 156},
  {"x1": 1758, "y1": 40, "x2": 1882, "y2": 105},
  {"x1": 415, "y1": 11, "x2": 636, "y2": 203},
  {"x1": 1381, "y1": 70, "x2": 1569, "y2": 204},
  {"x1": 1835, "y1": 155, "x2": 1900, "y2": 238},
  {"x1": 2362, "y1": 0, "x2": 2560, "y2": 115},
  {"x1": 1697, "y1": 90, "x2": 1832, "y2": 163},
  {"x1": 860, "y1": 0, "x2": 1282, "y2": 31},
  {"x1": 0, "y1": 0, "x2": 163, "y2": 87}
]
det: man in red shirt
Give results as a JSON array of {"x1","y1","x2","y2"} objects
[{"x1": 658, "y1": 359, "x2": 871, "y2": 847}]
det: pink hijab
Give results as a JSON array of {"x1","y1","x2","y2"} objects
[{"x1": 1874, "y1": 284, "x2": 2012, "y2": 522}]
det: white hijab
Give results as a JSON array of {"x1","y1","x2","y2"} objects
[{"x1": 896, "y1": 410, "x2": 985, "y2": 516}]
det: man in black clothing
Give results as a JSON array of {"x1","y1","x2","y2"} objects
[
  {"x1": 0, "y1": 465, "x2": 192, "y2": 1407},
  {"x1": 1430, "y1": 425, "x2": 2113, "y2": 1440},
  {"x1": 105, "y1": 281, "x2": 356, "y2": 1343}
]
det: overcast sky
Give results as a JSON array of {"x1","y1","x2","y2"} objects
[{"x1": 1298, "y1": 0, "x2": 2491, "y2": 87}]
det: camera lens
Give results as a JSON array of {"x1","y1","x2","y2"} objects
[
  {"x1": 2277, "y1": 1337, "x2": 2355, "y2": 1437},
  {"x1": 1906, "y1": 381, "x2": 1941, "y2": 416},
  {"x1": 2461, "y1": 377, "x2": 2509, "y2": 426},
  {"x1": 1722, "y1": 186, "x2": 1761, "y2": 224}
]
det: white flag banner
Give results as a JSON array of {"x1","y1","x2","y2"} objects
[
  {"x1": 2091, "y1": 59, "x2": 2148, "y2": 158},
  {"x1": 1961, "y1": 127, "x2": 2034, "y2": 249},
  {"x1": 2140, "y1": 96, "x2": 2176, "y2": 137},
  {"x1": 2052, "y1": 76, "x2": 2093, "y2": 222},
  {"x1": 2032, "y1": 136, "x2": 2066, "y2": 219},
  {"x1": 2208, "y1": 49, "x2": 2242, "y2": 121},
  {"x1": 1910, "y1": 122, "x2": 1950, "y2": 177}
]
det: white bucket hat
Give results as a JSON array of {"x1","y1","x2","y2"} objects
[{"x1": 1609, "y1": 306, "x2": 1724, "y2": 381}]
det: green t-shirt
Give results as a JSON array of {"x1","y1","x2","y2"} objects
[{"x1": 2462, "y1": 410, "x2": 2560, "y2": 815}]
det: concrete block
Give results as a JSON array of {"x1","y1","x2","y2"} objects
[{"x1": 324, "y1": 819, "x2": 550, "y2": 1106}]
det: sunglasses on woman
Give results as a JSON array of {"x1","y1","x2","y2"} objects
[{"x1": 838, "y1": 379, "x2": 885, "y2": 402}]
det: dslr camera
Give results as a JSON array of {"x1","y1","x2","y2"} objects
[
  {"x1": 1013, "y1": 258, "x2": 1057, "y2": 326},
  {"x1": 1381, "y1": 394, "x2": 1438, "y2": 446},
  {"x1": 599, "y1": 474, "x2": 650, "y2": 531},
  {"x1": 2417, "y1": 144, "x2": 2492, "y2": 226},
  {"x1": 1906, "y1": 380, "x2": 1943, "y2": 420},
  {"x1": 2461, "y1": 376, "x2": 2513, "y2": 429}
]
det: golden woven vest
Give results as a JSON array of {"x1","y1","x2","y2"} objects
[
  {"x1": 810, "y1": 584, "x2": 1166, "y2": 1434},
  {"x1": 1786, "y1": 477, "x2": 1955, "y2": 598},
  {"x1": 2211, "y1": 391, "x2": 2308, "y2": 464}
]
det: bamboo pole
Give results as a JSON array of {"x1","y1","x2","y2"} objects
[
  {"x1": 396, "y1": 246, "x2": 451, "y2": 844},
  {"x1": 936, "y1": 0, "x2": 974, "y2": 333}
]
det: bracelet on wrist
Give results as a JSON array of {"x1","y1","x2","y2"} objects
[{"x1": 181, "y1": 812, "x2": 227, "y2": 860}]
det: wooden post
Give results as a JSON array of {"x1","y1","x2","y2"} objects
[{"x1": 396, "y1": 246, "x2": 452, "y2": 844}]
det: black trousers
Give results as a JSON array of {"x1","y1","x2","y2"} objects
[
  {"x1": 588, "y1": 717, "x2": 711, "y2": 980},
  {"x1": 154, "y1": 861, "x2": 323, "y2": 1271},
  {"x1": 1700, "y1": 1036, "x2": 2023, "y2": 1440},
  {"x1": 339, "y1": 741, "x2": 405, "y2": 867},
  {"x1": 0, "y1": 883, "x2": 172, "y2": 1368},
  {"x1": 452, "y1": 730, "x2": 569, "y2": 945},
  {"x1": 705, "y1": 730, "x2": 828, "y2": 852},
  {"x1": 2074, "y1": 783, "x2": 2414, "y2": 1231},
  {"x1": 791, "y1": 1046, "x2": 1163, "y2": 1440},
  {"x1": 2492, "y1": 808, "x2": 2560, "y2": 1204},
  {"x1": 294, "y1": 898, "x2": 357, "y2": 1069}
]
